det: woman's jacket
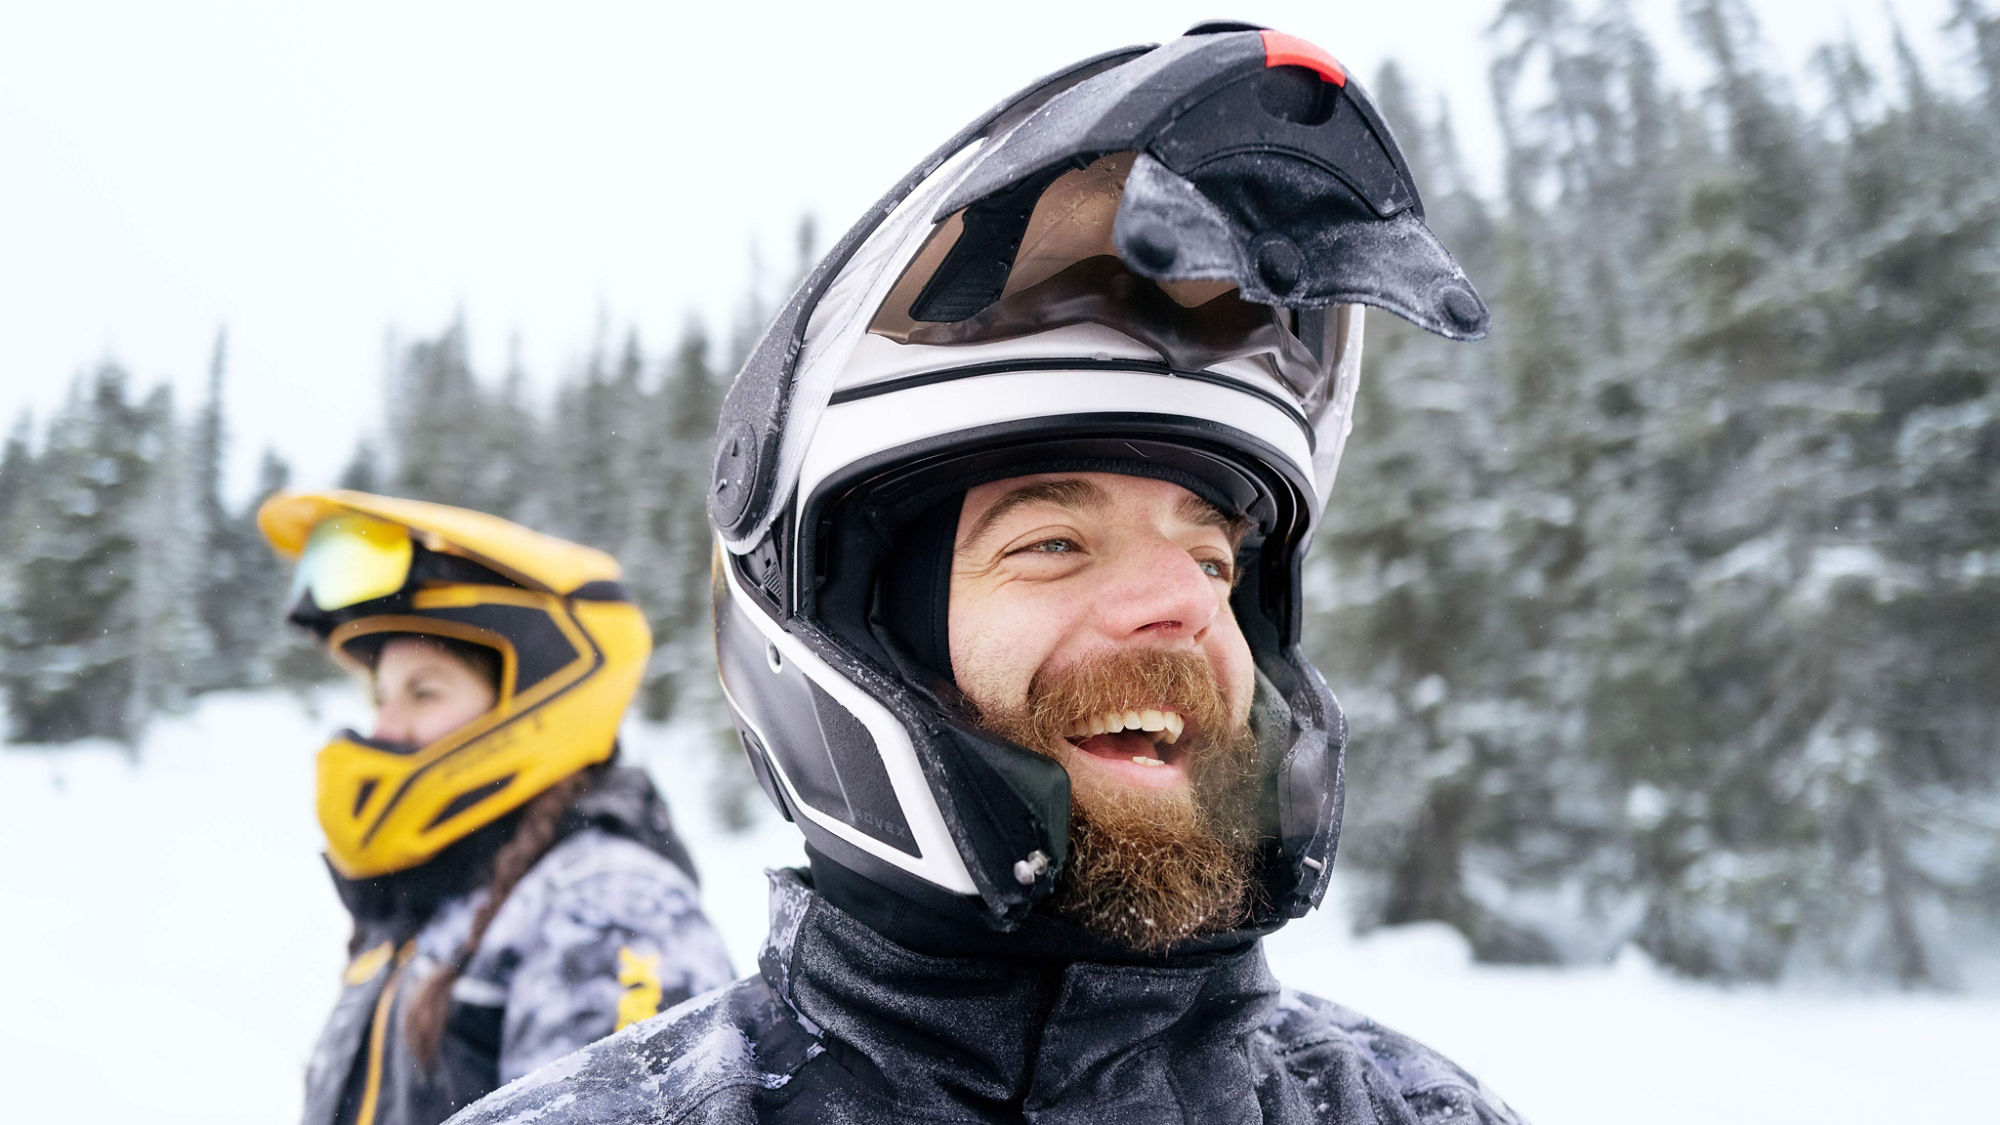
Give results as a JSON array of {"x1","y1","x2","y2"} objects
[{"x1": 302, "y1": 766, "x2": 733, "y2": 1125}]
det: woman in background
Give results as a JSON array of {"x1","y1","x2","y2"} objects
[{"x1": 259, "y1": 491, "x2": 734, "y2": 1125}]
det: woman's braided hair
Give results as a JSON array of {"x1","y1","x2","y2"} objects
[{"x1": 403, "y1": 768, "x2": 593, "y2": 1070}]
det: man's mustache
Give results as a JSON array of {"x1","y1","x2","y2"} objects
[{"x1": 1017, "y1": 648, "x2": 1235, "y2": 756}]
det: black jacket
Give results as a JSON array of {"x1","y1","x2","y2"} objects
[
  {"x1": 445, "y1": 868, "x2": 1523, "y2": 1125},
  {"x1": 303, "y1": 767, "x2": 734, "y2": 1125}
]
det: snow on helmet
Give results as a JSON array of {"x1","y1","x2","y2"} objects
[
  {"x1": 710, "y1": 25, "x2": 1488, "y2": 933},
  {"x1": 260, "y1": 490, "x2": 651, "y2": 879}
]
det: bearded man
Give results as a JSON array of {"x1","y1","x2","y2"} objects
[{"x1": 449, "y1": 23, "x2": 1522, "y2": 1125}]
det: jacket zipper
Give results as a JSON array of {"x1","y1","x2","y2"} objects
[{"x1": 351, "y1": 941, "x2": 418, "y2": 1125}]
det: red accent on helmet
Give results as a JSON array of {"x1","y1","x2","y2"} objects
[{"x1": 1259, "y1": 30, "x2": 1348, "y2": 87}]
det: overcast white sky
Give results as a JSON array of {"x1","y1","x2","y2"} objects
[{"x1": 0, "y1": 0, "x2": 1968, "y2": 498}]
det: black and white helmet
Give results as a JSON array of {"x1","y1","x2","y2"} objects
[{"x1": 710, "y1": 24, "x2": 1487, "y2": 936}]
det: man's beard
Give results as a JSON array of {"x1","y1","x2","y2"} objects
[{"x1": 974, "y1": 650, "x2": 1264, "y2": 953}]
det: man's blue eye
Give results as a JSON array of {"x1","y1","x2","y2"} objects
[{"x1": 1033, "y1": 539, "x2": 1075, "y2": 554}]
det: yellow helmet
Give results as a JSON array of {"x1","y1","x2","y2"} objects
[{"x1": 258, "y1": 490, "x2": 651, "y2": 879}]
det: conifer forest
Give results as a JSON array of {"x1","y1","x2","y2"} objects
[{"x1": 4, "y1": 1, "x2": 1998, "y2": 988}]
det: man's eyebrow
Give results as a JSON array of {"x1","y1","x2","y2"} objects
[
  {"x1": 1176, "y1": 490, "x2": 1252, "y2": 550},
  {"x1": 958, "y1": 478, "x2": 1109, "y2": 553}
]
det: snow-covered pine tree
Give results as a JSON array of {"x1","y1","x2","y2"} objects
[
  {"x1": 189, "y1": 329, "x2": 253, "y2": 690},
  {"x1": 127, "y1": 383, "x2": 212, "y2": 724},
  {"x1": 1949, "y1": 0, "x2": 2000, "y2": 119},
  {"x1": 634, "y1": 317, "x2": 721, "y2": 723},
  {"x1": 1743, "y1": 13, "x2": 2000, "y2": 985},
  {"x1": 386, "y1": 315, "x2": 487, "y2": 507},
  {"x1": 475, "y1": 337, "x2": 541, "y2": 524},
  {"x1": 601, "y1": 330, "x2": 679, "y2": 722},
  {"x1": 1314, "y1": 1, "x2": 1999, "y2": 986},
  {"x1": 1, "y1": 365, "x2": 162, "y2": 743},
  {"x1": 546, "y1": 324, "x2": 636, "y2": 551},
  {"x1": 0, "y1": 412, "x2": 36, "y2": 735},
  {"x1": 0, "y1": 411, "x2": 32, "y2": 535},
  {"x1": 336, "y1": 438, "x2": 382, "y2": 494}
]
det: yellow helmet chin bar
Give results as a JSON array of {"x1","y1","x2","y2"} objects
[{"x1": 259, "y1": 491, "x2": 652, "y2": 879}]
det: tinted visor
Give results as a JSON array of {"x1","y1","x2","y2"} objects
[
  {"x1": 290, "y1": 514, "x2": 415, "y2": 612},
  {"x1": 868, "y1": 152, "x2": 1343, "y2": 421}
]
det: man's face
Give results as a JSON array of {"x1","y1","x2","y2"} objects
[{"x1": 949, "y1": 471, "x2": 1263, "y2": 950}]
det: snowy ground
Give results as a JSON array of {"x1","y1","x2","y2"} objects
[{"x1": 2, "y1": 690, "x2": 1990, "y2": 1123}]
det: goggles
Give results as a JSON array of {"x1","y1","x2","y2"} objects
[{"x1": 290, "y1": 513, "x2": 415, "y2": 612}]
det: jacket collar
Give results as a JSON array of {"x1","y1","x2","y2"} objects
[
  {"x1": 757, "y1": 868, "x2": 1282, "y2": 1113},
  {"x1": 330, "y1": 807, "x2": 517, "y2": 940}
]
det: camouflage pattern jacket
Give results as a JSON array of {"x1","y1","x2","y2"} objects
[
  {"x1": 303, "y1": 768, "x2": 735, "y2": 1125},
  {"x1": 445, "y1": 868, "x2": 1525, "y2": 1125}
]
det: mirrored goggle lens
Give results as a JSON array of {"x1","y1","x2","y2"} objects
[{"x1": 291, "y1": 514, "x2": 414, "y2": 611}]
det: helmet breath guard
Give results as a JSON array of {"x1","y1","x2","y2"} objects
[
  {"x1": 710, "y1": 25, "x2": 1487, "y2": 948},
  {"x1": 261, "y1": 491, "x2": 652, "y2": 879}
]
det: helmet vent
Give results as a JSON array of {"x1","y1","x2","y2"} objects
[
  {"x1": 352, "y1": 778, "x2": 378, "y2": 818},
  {"x1": 424, "y1": 774, "x2": 515, "y2": 831},
  {"x1": 1257, "y1": 65, "x2": 1338, "y2": 126},
  {"x1": 802, "y1": 682, "x2": 920, "y2": 855}
]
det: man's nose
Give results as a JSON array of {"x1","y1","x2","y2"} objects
[{"x1": 1094, "y1": 536, "x2": 1222, "y2": 643}]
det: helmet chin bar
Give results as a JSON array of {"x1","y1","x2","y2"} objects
[
  {"x1": 716, "y1": 559, "x2": 980, "y2": 897},
  {"x1": 716, "y1": 559, "x2": 1062, "y2": 923}
]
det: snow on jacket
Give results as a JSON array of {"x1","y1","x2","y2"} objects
[
  {"x1": 302, "y1": 767, "x2": 735, "y2": 1125},
  {"x1": 443, "y1": 867, "x2": 1524, "y2": 1125}
]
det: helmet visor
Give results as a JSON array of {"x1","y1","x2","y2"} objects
[
  {"x1": 867, "y1": 152, "x2": 1344, "y2": 421},
  {"x1": 290, "y1": 514, "x2": 415, "y2": 612}
]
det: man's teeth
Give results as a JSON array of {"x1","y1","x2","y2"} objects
[
  {"x1": 1064, "y1": 708, "x2": 1185, "y2": 745},
  {"x1": 1131, "y1": 755, "x2": 1166, "y2": 767}
]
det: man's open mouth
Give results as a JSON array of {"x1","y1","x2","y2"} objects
[{"x1": 1062, "y1": 708, "x2": 1187, "y2": 768}]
